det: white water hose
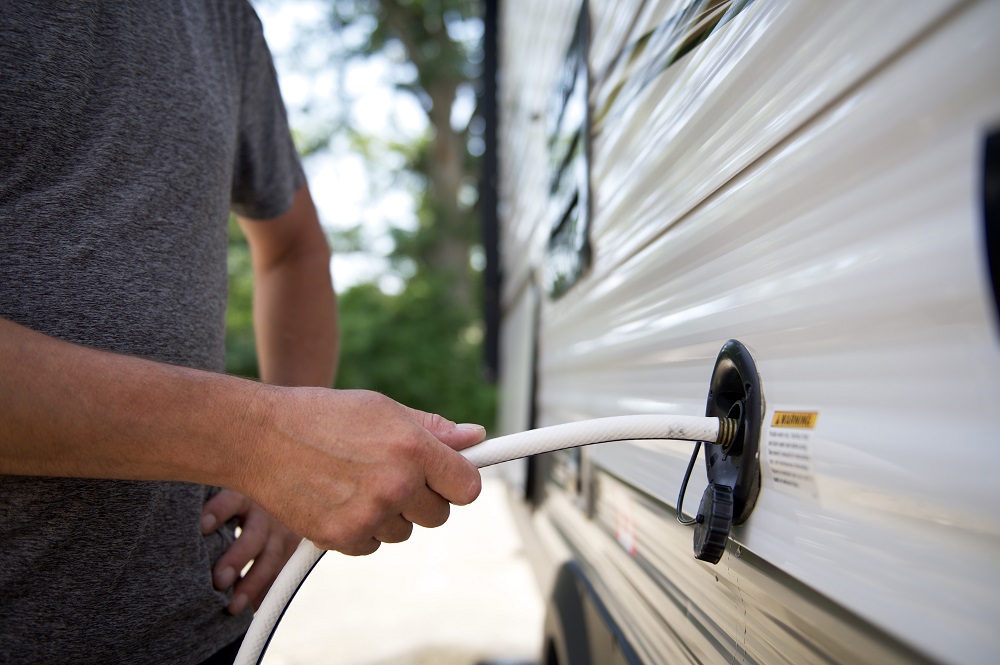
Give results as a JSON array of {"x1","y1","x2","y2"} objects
[{"x1": 235, "y1": 414, "x2": 737, "y2": 665}]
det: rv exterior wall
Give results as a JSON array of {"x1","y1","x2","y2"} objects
[{"x1": 497, "y1": 0, "x2": 1000, "y2": 664}]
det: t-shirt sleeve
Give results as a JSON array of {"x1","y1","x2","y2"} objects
[{"x1": 229, "y1": 5, "x2": 305, "y2": 220}]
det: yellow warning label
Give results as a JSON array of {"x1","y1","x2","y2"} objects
[{"x1": 771, "y1": 411, "x2": 818, "y2": 429}]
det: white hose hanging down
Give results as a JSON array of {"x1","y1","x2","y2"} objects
[{"x1": 235, "y1": 414, "x2": 735, "y2": 665}]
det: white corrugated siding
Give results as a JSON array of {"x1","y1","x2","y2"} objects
[{"x1": 497, "y1": 1, "x2": 1000, "y2": 663}]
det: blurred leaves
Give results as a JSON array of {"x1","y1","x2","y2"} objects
[
  {"x1": 337, "y1": 277, "x2": 494, "y2": 427},
  {"x1": 225, "y1": 215, "x2": 259, "y2": 379},
  {"x1": 227, "y1": 0, "x2": 494, "y2": 427}
]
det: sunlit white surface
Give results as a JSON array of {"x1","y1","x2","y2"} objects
[
  {"x1": 496, "y1": 0, "x2": 583, "y2": 308},
  {"x1": 497, "y1": 0, "x2": 1000, "y2": 663}
]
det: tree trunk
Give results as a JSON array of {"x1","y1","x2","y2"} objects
[{"x1": 425, "y1": 78, "x2": 472, "y2": 308}]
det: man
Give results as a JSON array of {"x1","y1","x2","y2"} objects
[{"x1": 0, "y1": 2, "x2": 484, "y2": 663}]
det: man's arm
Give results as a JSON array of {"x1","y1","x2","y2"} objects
[
  {"x1": 0, "y1": 295, "x2": 484, "y2": 552},
  {"x1": 241, "y1": 184, "x2": 338, "y2": 388},
  {"x1": 203, "y1": 184, "x2": 339, "y2": 614},
  {"x1": 0, "y1": 316, "x2": 260, "y2": 483}
]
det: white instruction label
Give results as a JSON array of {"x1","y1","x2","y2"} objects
[{"x1": 763, "y1": 410, "x2": 819, "y2": 499}]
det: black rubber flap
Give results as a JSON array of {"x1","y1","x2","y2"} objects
[{"x1": 705, "y1": 339, "x2": 762, "y2": 525}]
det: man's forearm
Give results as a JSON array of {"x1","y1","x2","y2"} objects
[
  {"x1": 240, "y1": 184, "x2": 338, "y2": 389},
  {"x1": 0, "y1": 315, "x2": 484, "y2": 555},
  {"x1": 251, "y1": 244, "x2": 337, "y2": 388},
  {"x1": 0, "y1": 316, "x2": 263, "y2": 485}
]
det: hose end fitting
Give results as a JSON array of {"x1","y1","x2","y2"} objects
[{"x1": 716, "y1": 417, "x2": 740, "y2": 450}]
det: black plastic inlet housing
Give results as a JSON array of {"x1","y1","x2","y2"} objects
[
  {"x1": 705, "y1": 339, "x2": 762, "y2": 524},
  {"x1": 693, "y1": 340, "x2": 763, "y2": 563}
]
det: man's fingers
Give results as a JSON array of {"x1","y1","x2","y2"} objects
[
  {"x1": 374, "y1": 515, "x2": 414, "y2": 544},
  {"x1": 448, "y1": 423, "x2": 487, "y2": 451},
  {"x1": 212, "y1": 510, "x2": 269, "y2": 590},
  {"x1": 404, "y1": 406, "x2": 487, "y2": 451},
  {"x1": 339, "y1": 537, "x2": 381, "y2": 557},
  {"x1": 423, "y1": 442, "x2": 482, "y2": 507},
  {"x1": 201, "y1": 488, "x2": 251, "y2": 534},
  {"x1": 228, "y1": 536, "x2": 289, "y2": 615},
  {"x1": 402, "y1": 486, "x2": 451, "y2": 529}
]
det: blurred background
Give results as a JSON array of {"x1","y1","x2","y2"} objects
[
  {"x1": 227, "y1": 1, "x2": 540, "y2": 663},
  {"x1": 226, "y1": 0, "x2": 495, "y2": 430}
]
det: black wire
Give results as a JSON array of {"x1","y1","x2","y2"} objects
[{"x1": 676, "y1": 440, "x2": 702, "y2": 525}]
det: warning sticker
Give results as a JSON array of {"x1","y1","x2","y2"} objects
[
  {"x1": 771, "y1": 411, "x2": 818, "y2": 428},
  {"x1": 763, "y1": 409, "x2": 819, "y2": 499}
]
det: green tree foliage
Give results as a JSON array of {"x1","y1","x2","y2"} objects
[
  {"x1": 322, "y1": 0, "x2": 495, "y2": 427},
  {"x1": 337, "y1": 278, "x2": 494, "y2": 427},
  {"x1": 225, "y1": 215, "x2": 259, "y2": 379},
  {"x1": 226, "y1": 0, "x2": 495, "y2": 428},
  {"x1": 325, "y1": 0, "x2": 483, "y2": 300}
]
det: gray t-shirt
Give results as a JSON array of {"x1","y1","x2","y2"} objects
[{"x1": 0, "y1": 2, "x2": 305, "y2": 662}]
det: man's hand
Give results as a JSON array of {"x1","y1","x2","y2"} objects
[
  {"x1": 201, "y1": 490, "x2": 301, "y2": 615},
  {"x1": 235, "y1": 388, "x2": 486, "y2": 558},
  {"x1": 231, "y1": 186, "x2": 487, "y2": 562}
]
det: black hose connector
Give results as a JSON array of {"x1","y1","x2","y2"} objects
[
  {"x1": 704, "y1": 339, "x2": 762, "y2": 527},
  {"x1": 679, "y1": 340, "x2": 764, "y2": 564}
]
